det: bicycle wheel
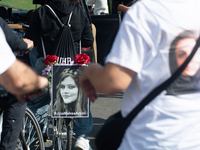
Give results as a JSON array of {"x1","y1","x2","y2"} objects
[
  {"x1": 19, "y1": 107, "x2": 45, "y2": 150},
  {"x1": 57, "y1": 118, "x2": 74, "y2": 150}
]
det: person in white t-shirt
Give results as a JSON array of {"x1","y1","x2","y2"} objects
[
  {"x1": 80, "y1": 0, "x2": 200, "y2": 149},
  {"x1": 86, "y1": 0, "x2": 109, "y2": 15}
]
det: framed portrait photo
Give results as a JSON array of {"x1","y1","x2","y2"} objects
[{"x1": 51, "y1": 64, "x2": 89, "y2": 118}]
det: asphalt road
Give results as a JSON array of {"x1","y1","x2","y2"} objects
[{"x1": 44, "y1": 92, "x2": 123, "y2": 150}]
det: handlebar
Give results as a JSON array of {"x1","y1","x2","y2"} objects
[
  {"x1": 13, "y1": 46, "x2": 33, "y2": 52},
  {"x1": 13, "y1": 46, "x2": 33, "y2": 57},
  {"x1": 0, "y1": 85, "x2": 49, "y2": 113},
  {"x1": 32, "y1": 85, "x2": 49, "y2": 95}
]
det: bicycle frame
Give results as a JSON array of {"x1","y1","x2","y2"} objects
[{"x1": 42, "y1": 99, "x2": 76, "y2": 150}]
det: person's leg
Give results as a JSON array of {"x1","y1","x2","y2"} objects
[
  {"x1": 27, "y1": 92, "x2": 51, "y2": 128},
  {"x1": 0, "y1": 98, "x2": 26, "y2": 150},
  {"x1": 28, "y1": 46, "x2": 38, "y2": 69},
  {"x1": 34, "y1": 57, "x2": 46, "y2": 75},
  {"x1": 73, "y1": 110, "x2": 93, "y2": 138},
  {"x1": 27, "y1": 55, "x2": 50, "y2": 128},
  {"x1": 74, "y1": 101, "x2": 93, "y2": 150}
]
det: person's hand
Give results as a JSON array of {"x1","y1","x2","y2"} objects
[
  {"x1": 117, "y1": 4, "x2": 130, "y2": 12},
  {"x1": 23, "y1": 38, "x2": 34, "y2": 50},
  {"x1": 16, "y1": 91, "x2": 46, "y2": 103},
  {"x1": 15, "y1": 51, "x2": 20, "y2": 55},
  {"x1": 15, "y1": 50, "x2": 29, "y2": 55},
  {"x1": 124, "y1": 6, "x2": 130, "y2": 12},
  {"x1": 24, "y1": 50, "x2": 29, "y2": 54},
  {"x1": 16, "y1": 76, "x2": 48, "y2": 102},
  {"x1": 80, "y1": 69, "x2": 97, "y2": 102}
]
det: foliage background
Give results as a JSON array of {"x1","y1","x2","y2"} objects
[{"x1": 0, "y1": 0, "x2": 40, "y2": 11}]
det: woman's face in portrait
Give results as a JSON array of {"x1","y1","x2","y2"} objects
[
  {"x1": 60, "y1": 76, "x2": 78, "y2": 104},
  {"x1": 175, "y1": 38, "x2": 200, "y2": 76}
]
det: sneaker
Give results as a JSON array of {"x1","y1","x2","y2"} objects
[{"x1": 74, "y1": 137, "x2": 93, "y2": 150}]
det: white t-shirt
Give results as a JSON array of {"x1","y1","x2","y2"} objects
[
  {"x1": 0, "y1": 27, "x2": 16, "y2": 74},
  {"x1": 105, "y1": 0, "x2": 200, "y2": 149},
  {"x1": 86, "y1": 0, "x2": 108, "y2": 15}
]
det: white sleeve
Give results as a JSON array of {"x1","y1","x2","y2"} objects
[
  {"x1": 105, "y1": 3, "x2": 158, "y2": 73},
  {"x1": 0, "y1": 27, "x2": 16, "y2": 74}
]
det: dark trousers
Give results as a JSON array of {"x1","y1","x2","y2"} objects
[{"x1": 0, "y1": 97, "x2": 26, "y2": 150}]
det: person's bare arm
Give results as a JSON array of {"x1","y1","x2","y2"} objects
[
  {"x1": 0, "y1": 59, "x2": 48, "y2": 96},
  {"x1": 117, "y1": 4, "x2": 130, "y2": 12},
  {"x1": 80, "y1": 62, "x2": 135, "y2": 101}
]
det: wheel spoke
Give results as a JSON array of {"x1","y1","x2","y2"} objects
[
  {"x1": 54, "y1": 118, "x2": 73, "y2": 150},
  {"x1": 17, "y1": 107, "x2": 45, "y2": 150}
]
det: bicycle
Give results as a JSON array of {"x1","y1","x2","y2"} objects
[
  {"x1": 0, "y1": 105, "x2": 45, "y2": 150},
  {"x1": 53, "y1": 118, "x2": 75, "y2": 150},
  {"x1": 41, "y1": 102, "x2": 75, "y2": 150},
  {"x1": 0, "y1": 90, "x2": 45, "y2": 150},
  {"x1": 19, "y1": 107, "x2": 45, "y2": 150},
  {"x1": 41, "y1": 65, "x2": 90, "y2": 150}
]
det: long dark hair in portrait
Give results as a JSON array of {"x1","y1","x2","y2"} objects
[
  {"x1": 53, "y1": 67, "x2": 88, "y2": 116},
  {"x1": 166, "y1": 30, "x2": 200, "y2": 95}
]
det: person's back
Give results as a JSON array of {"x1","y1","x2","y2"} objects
[
  {"x1": 105, "y1": 0, "x2": 200, "y2": 149},
  {"x1": 25, "y1": 0, "x2": 94, "y2": 149},
  {"x1": 25, "y1": 0, "x2": 93, "y2": 59}
]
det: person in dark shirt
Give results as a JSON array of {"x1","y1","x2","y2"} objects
[
  {"x1": 25, "y1": 0, "x2": 94, "y2": 149},
  {"x1": 0, "y1": 17, "x2": 48, "y2": 150},
  {"x1": 25, "y1": 0, "x2": 93, "y2": 61}
]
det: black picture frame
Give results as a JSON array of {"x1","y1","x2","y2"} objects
[{"x1": 51, "y1": 64, "x2": 89, "y2": 118}]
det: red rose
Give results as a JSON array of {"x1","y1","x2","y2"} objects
[
  {"x1": 74, "y1": 53, "x2": 90, "y2": 65},
  {"x1": 44, "y1": 55, "x2": 58, "y2": 65}
]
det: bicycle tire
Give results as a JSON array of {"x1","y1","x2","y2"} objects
[
  {"x1": 57, "y1": 118, "x2": 74, "y2": 150},
  {"x1": 19, "y1": 107, "x2": 45, "y2": 150}
]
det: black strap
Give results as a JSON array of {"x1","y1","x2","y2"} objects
[
  {"x1": 45, "y1": 4, "x2": 73, "y2": 27},
  {"x1": 124, "y1": 35, "x2": 200, "y2": 124},
  {"x1": 80, "y1": 0, "x2": 92, "y2": 24}
]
